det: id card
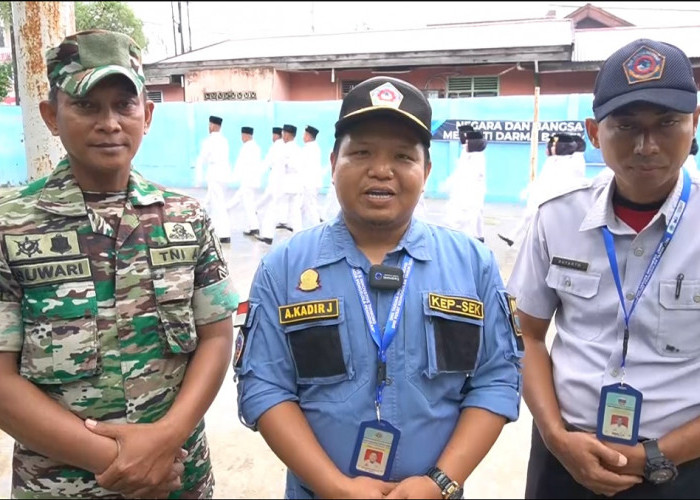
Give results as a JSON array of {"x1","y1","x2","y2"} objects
[
  {"x1": 596, "y1": 383, "x2": 643, "y2": 445},
  {"x1": 349, "y1": 420, "x2": 400, "y2": 481}
]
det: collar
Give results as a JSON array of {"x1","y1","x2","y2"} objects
[
  {"x1": 314, "y1": 216, "x2": 432, "y2": 269},
  {"x1": 36, "y1": 157, "x2": 164, "y2": 217},
  {"x1": 580, "y1": 171, "x2": 686, "y2": 234}
]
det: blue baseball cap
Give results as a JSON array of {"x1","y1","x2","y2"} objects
[{"x1": 592, "y1": 38, "x2": 698, "y2": 121}]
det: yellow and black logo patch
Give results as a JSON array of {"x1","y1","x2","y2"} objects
[
  {"x1": 428, "y1": 293, "x2": 484, "y2": 320},
  {"x1": 279, "y1": 299, "x2": 339, "y2": 325},
  {"x1": 298, "y1": 268, "x2": 320, "y2": 292},
  {"x1": 11, "y1": 257, "x2": 92, "y2": 286},
  {"x1": 149, "y1": 245, "x2": 199, "y2": 267},
  {"x1": 5, "y1": 231, "x2": 81, "y2": 262}
]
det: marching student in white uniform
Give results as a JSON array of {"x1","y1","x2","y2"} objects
[
  {"x1": 441, "y1": 125, "x2": 487, "y2": 242},
  {"x1": 498, "y1": 133, "x2": 584, "y2": 248},
  {"x1": 300, "y1": 125, "x2": 323, "y2": 229},
  {"x1": 228, "y1": 126, "x2": 263, "y2": 237},
  {"x1": 195, "y1": 115, "x2": 232, "y2": 242},
  {"x1": 257, "y1": 124, "x2": 303, "y2": 244}
]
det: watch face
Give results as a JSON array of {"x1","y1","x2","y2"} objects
[
  {"x1": 446, "y1": 486, "x2": 464, "y2": 499},
  {"x1": 649, "y1": 468, "x2": 674, "y2": 484}
]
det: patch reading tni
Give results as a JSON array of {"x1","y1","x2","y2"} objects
[
  {"x1": 551, "y1": 256, "x2": 589, "y2": 272},
  {"x1": 279, "y1": 299, "x2": 339, "y2": 325},
  {"x1": 428, "y1": 293, "x2": 484, "y2": 320},
  {"x1": 149, "y1": 245, "x2": 199, "y2": 267}
]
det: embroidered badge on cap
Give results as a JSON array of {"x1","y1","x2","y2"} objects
[
  {"x1": 298, "y1": 268, "x2": 321, "y2": 292},
  {"x1": 279, "y1": 299, "x2": 339, "y2": 325},
  {"x1": 428, "y1": 293, "x2": 484, "y2": 320},
  {"x1": 369, "y1": 82, "x2": 404, "y2": 108},
  {"x1": 624, "y1": 45, "x2": 665, "y2": 84}
]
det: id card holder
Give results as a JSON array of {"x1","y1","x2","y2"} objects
[
  {"x1": 596, "y1": 383, "x2": 643, "y2": 445},
  {"x1": 349, "y1": 420, "x2": 400, "y2": 481}
]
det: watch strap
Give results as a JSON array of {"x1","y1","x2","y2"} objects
[
  {"x1": 643, "y1": 438, "x2": 663, "y2": 460},
  {"x1": 426, "y1": 466, "x2": 462, "y2": 499},
  {"x1": 643, "y1": 438, "x2": 678, "y2": 484}
]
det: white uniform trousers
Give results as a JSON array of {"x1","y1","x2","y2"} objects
[
  {"x1": 203, "y1": 180, "x2": 230, "y2": 239},
  {"x1": 227, "y1": 186, "x2": 260, "y2": 233}
]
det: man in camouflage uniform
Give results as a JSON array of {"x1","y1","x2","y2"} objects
[{"x1": 0, "y1": 30, "x2": 238, "y2": 498}]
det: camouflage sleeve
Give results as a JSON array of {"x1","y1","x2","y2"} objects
[
  {"x1": 0, "y1": 241, "x2": 22, "y2": 351},
  {"x1": 192, "y1": 209, "x2": 238, "y2": 326}
]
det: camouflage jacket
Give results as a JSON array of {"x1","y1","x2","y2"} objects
[{"x1": 0, "y1": 158, "x2": 238, "y2": 498}]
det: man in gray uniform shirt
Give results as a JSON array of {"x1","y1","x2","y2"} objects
[{"x1": 508, "y1": 38, "x2": 700, "y2": 498}]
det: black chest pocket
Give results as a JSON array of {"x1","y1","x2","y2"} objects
[
  {"x1": 432, "y1": 315, "x2": 481, "y2": 373},
  {"x1": 407, "y1": 291, "x2": 484, "y2": 405},
  {"x1": 282, "y1": 297, "x2": 369, "y2": 403},
  {"x1": 288, "y1": 323, "x2": 347, "y2": 379}
]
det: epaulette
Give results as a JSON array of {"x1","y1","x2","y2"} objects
[
  {"x1": 0, "y1": 177, "x2": 47, "y2": 206},
  {"x1": 0, "y1": 186, "x2": 21, "y2": 205},
  {"x1": 538, "y1": 177, "x2": 593, "y2": 208}
]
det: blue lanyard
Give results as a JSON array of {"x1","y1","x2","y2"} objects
[
  {"x1": 351, "y1": 254, "x2": 414, "y2": 420},
  {"x1": 602, "y1": 169, "x2": 690, "y2": 373}
]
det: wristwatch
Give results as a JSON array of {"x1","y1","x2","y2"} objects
[
  {"x1": 643, "y1": 439, "x2": 678, "y2": 485},
  {"x1": 426, "y1": 466, "x2": 463, "y2": 499}
]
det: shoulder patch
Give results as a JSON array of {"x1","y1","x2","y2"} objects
[
  {"x1": 233, "y1": 301, "x2": 250, "y2": 368},
  {"x1": 164, "y1": 222, "x2": 197, "y2": 242},
  {"x1": 0, "y1": 178, "x2": 47, "y2": 207},
  {"x1": 505, "y1": 293, "x2": 524, "y2": 351}
]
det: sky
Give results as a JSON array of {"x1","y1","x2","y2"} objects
[{"x1": 127, "y1": 1, "x2": 700, "y2": 63}]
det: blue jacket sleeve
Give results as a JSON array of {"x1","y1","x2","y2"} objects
[
  {"x1": 460, "y1": 249, "x2": 524, "y2": 422},
  {"x1": 236, "y1": 260, "x2": 299, "y2": 429}
]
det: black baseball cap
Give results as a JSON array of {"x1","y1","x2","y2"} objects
[
  {"x1": 592, "y1": 38, "x2": 698, "y2": 122},
  {"x1": 335, "y1": 76, "x2": 432, "y2": 146}
]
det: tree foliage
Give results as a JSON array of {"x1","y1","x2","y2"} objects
[
  {"x1": 0, "y1": 1, "x2": 148, "y2": 101},
  {"x1": 0, "y1": 2, "x2": 10, "y2": 26},
  {"x1": 75, "y1": 1, "x2": 148, "y2": 49},
  {"x1": 0, "y1": 61, "x2": 11, "y2": 100},
  {"x1": 0, "y1": 1, "x2": 12, "y2": 101}
]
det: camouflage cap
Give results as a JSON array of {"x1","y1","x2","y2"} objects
[{"x1": 46, "y1": 29, "x2": 145, "y2": 98}]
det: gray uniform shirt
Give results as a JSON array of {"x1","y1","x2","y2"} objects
[{"x1": 507, "y1": 170, "x2": 700, "y2": 439}]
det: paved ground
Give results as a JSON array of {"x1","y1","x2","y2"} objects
[{"x1": 0, "y1": 193, "x2": 537, "y2": 499}]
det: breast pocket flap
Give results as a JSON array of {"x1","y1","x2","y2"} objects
[{"x1": 545, "y1": 266, "x2": 601, "y2": 299}]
